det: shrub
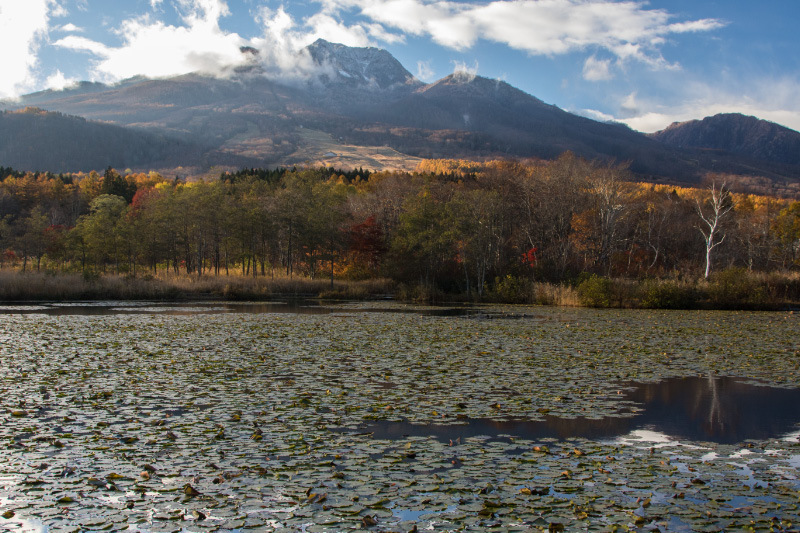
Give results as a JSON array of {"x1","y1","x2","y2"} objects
[
  {"x1": 638, "y1": 279, "x2": 699, "y2": 309},
  {"x1": 394, "y1": 283, "x2": 443, "y2": 303},
  {"x1": 487, "y1": 275, "x2": 530, "y2": 303},
  {"x1": 706, "y1": 267, "x2": 768, "y2": 309},
  {"x1": 761, "y1": 271, "x2": 800, "y2": 303},
  {"x1": 577, "y1": 275, "x2": 616, "y2": 307}
]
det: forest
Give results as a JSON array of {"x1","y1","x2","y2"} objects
[{"x1": 1, "y1": 154, "x2": 799, "y2": 307}]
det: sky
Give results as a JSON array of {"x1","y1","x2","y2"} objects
[{"x1": 1, "y1": 0, "x2": 799, "y2": 133}]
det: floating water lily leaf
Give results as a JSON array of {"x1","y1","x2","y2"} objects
[
  {"x1": 0, "y1": 303, "x2": 798, "y2": 531},
  {"x1": 183, "y1": 484, "x2": 201, "y2": 497}
]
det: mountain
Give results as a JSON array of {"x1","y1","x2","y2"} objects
[
  {"x1": 2, "y1": 40, "x2": 800, "y2": 185},
  {"x1": 306, "y1": 39, "x2": 419, "y2": 90},
  {"x1": 650, "y1": 113, "x2": 800, "y2": 166},
  {"x1": 0, "y1": 107, "x2": 214, "y2": 173}
]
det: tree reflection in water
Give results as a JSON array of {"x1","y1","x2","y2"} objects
[{"x1": 358, "y1": 376, "x2": 800, "y2": 444}]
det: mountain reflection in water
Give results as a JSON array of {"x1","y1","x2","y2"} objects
[{"x1": 359, "y1": 376, "x2": 800, "y2": 444}]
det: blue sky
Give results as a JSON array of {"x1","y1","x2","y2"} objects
[{"x1": 1, "y1": 0, "x2": 799, "y2": 132}]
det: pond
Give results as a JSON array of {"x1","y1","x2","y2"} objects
[{"x1": 0, "y1": 302, "x2": 798, "y2": 532}]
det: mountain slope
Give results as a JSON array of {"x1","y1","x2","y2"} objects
[
  {"x1": 650, "y1": 113, "x2": 800, "y2": 166},
  {"x1": 0, "y1": 108, "x2": 213, "y2": 173},
  {"x1": 1, "y1": 40, "x2": 799, "y2": 184}
]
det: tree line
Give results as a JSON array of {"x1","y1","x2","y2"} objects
[{"x1": 1, "y1": 154, "x2": 799, "y2": 296}]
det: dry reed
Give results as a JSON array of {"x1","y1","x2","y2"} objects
[{"x1": 0, "y1": 270, "x2": 393, "y2": 301}]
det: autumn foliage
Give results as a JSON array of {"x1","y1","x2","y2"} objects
[{"x1": 0, "y1": 155, "x2": 798, "y2": 299}]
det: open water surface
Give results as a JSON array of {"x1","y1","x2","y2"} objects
[
  {"x1": 0, "y1": 301, "x2": 798, "y2": 531},
  {"x1": 357, "y1": 375, "x2": 800, "y2": 444}
]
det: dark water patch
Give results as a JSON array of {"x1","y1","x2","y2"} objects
[
  {"x1": 0, "y1": 301, "x2": 492, "y2": 316},
  {"x1": 352, "y1": 376, "x2": 800, "y2": 445},
  {"x1": 0, "y1": 301, "x2": 332, "y2": 315},
  {"x1": 356, "y1": 306, "x2": 533, "y2": 319}
]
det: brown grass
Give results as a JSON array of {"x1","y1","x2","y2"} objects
[
  {"x1": 0, "y1": 271, "x2": 177, "y2": 301},
  {"x1": 531, "y1": 282, "x2": 581, "y2": 307},
  {"x1": 0, "y1": 270, "x2": 394, "y2": 302}
]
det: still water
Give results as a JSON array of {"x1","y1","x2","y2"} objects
[
  {"x1": 3, "y1": 301, "x2": 799, "y2": 444},
  {"x1": 0, "y1": 301, "x2": 798, "y2": 531},
  {"x1": 357, "y1": 376, "x2": 800, "y2": 444},
  {"x1": 0, "y1": 300, "x2": 483, "y2": 316}
]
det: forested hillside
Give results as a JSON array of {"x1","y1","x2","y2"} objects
[
  {"x1": 0, "y1": 108, "x2": 205, "y2": 173},
  {"x1": 651, "y1": 114, "x2": 800, "y2": 166},
  {"x1": 1, "y1": 156, "x2": 798, "y2": 304}
]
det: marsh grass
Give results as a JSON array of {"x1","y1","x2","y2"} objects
[
  {"x1": 0, "y1": 271, "x2": 177, "y2": 301},
  {"x1": 531, "y1": 282, "x2": 581, "y2": 306},
  {"x1": 578, "y1": 269, "x2": 800, "y2": 310},
  {"x1": 0, "y1": 270, "x2": 394, "y2": 302},
  {"x1": 1, "y1": 268, "x2": 797, "y2": 309}
]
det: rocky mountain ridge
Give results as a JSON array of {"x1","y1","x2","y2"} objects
[
  {"x1": 650, "y1": 113, "x2": 800, "y2": 166},
  {"x1": 1, "y1": 40, "x2": 799, "y2": 187}
]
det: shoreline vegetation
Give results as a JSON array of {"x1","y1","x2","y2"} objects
[
  {"x1": 1, "y1": 269, "x2": 798, "y2": 310},
  {"x1": 1, "y1": 156, "x2": 799, "y2": 310}
]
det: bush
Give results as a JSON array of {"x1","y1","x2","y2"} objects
[
  {"x1": 577, "y1": 275, "x2": 616, "y2": 307},
  {"x1": 706, "y1": 267, "x2": 768, "y2": 309},
  {"x1": 82, "y1": 270, "x2": 100, "y2": 283},
  {"x1": 638, "y1": 279, "x2": 698, "y2": 309},
  {"x1": 761, "y1": 271, "x2": 800, "y2": 303},
  {"x1": 394, "y1": 283, "x2": 443, "y2": 303},
  {"x1": 487, "y1": 275, "x2": 531, "y2": 303}
]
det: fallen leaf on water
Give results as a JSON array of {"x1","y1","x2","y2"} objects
[{"x1": 184, "y1": 484, "x2": 201, "y2": 497}]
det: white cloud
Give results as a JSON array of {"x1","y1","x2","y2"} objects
[
  {"x1": 304, "y1": 13, "x2": 371, "y2": 47},
  {"x1": 55, "y1": 22, "x2": 83, "y2": 32},
  {"x1": 45, "y1": 69, "x2": 77, "y2": 90},
  {"x1": 366, "y1": 23, "x2": 404, "y2": 44},
  {"x1": 249, "y1": 7, "x2": 329, "y2": 80},
  {"x1": 614, "y1": 79, "x2": 800, "y2": 133},
  {"x1": 668, "y1": 19, "x2": 725, "y2": 34},
  {"x1": 582, "y1": 56, "x2": 612, "y2": 81},
  {"x1": 50, "y1": 1, "x2": 68, "y2": 17},
  {"x1": 621, "y1": 91, "x2": 639, "y2": 113},
  {"x1": 416, "y1": 60, "x2": 434, "y2": 81},
  {"x1": 54, "y1": 0, "x2": 248, "y2": 82},
  {"x1": 174, "y1": 0, "x2": 230, "y2": 24},
  {"x1": 451, "y1": 60, "x2": 478, "y2": 82},
  {"x1": 55, "y1": 35, "x2": 110, "y2": 56},
  {"x1": 0, "y1": 0, "x2": 55, "y2": 98},
  {"x1": 325, "y1": 0, "x2": 724, "y2": 68},
  {"x1": 578, "y1": 108, "x2": 616, "y2": 122},
  {"x1": 248, "y1": 5, "x2": 399, "y2": 82}
]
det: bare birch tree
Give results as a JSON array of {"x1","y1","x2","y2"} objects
[{"x1": 696, "y1": 182, "x2": 734, "y2": 279}]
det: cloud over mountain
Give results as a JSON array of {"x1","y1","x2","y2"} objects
[
  {"x1": 54, "y1": 0, "x2": 248, "y2": 82},
  {"x1": 7, "y1": 0, "x2": 725, "y2": 93},
  {"x1": 317, "y1": 0, "x2": 724, "y2": 67},
  {"x1": 3, "y1": 1, "x2": 800, "y2": 134}
]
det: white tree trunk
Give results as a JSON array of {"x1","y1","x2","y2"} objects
[{"x1": 696, "y1": 182, "x2": 734, "y2": 280}]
